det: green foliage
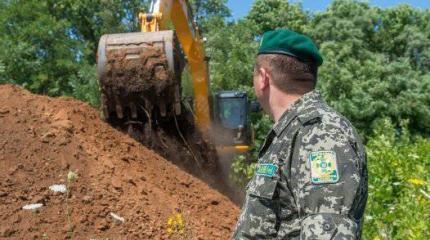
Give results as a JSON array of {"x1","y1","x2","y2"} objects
[
  {"x1": 68, "y1": 64, "x2": 100, "y2": 107},
  {"x1": 2, "y1": 0, "x2": 429, "y2": 135},
  {"x1": 247, "y1": 0, "x2": 308, "y2": 34},
  {"x1": 0, "y1": 60, "x2": 5, "y2": 75},
  {"x1": 373, "y1": 5, "x2": 430, "y2": 71},
  {"x1": 306, "y1": 0, "x2": 430, "y2": 136},
  {"x1": 0, "y1": 0, "x2": 80, "y2": 95},
  {"x1": 0, "y1": 0, "x2": 224, "y2": 107},
  {"x1": 230, "y1": 154, "x2": 257, "y2": 187},
  {"x1": 0, "y1": 60, "x2": 4, "y2": 85},
  {"x1": 205, "y1": 0, "x2": 430, "y2": 138},
  {"x1": 0, "y1": 0, "x2": 148, "y2": 105},
  {"x1": 205, "y1": 18, "x2": 257, "y2": 91},
  {"x1": 190, "y1": 0, "x2": 230, "y2": 25},
  {"x1": 364, "y1": 119, "x2": 430, "y2": 239},
  {"x1": 46, "y1": 0, "x2": 149, "y2": 63}
]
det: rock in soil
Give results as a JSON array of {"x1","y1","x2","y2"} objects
[{"x1": 0, "y1": 84, "x2": 239, "y2": 239}]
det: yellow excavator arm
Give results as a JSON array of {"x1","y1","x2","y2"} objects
[
  {"x1": 139, "y1": 0, "x2": 211, "y2": 134},
  {"x1": 97, "y1": 0, "x2": 251, "y2": 155}
]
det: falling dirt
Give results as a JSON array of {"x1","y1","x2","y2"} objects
[
  {"x1": 99, "y1": 42, "x2": 227, "y2": 195},
  {"x1": 0, "y1": 84, "x2": 239, "y2": 239}
]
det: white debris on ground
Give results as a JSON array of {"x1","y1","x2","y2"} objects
[
  {"x1": 110, "y1": 212, "x2": 125, "y2": 223},
  {"x1": 49, "y1": 184, "x2": 67, "y2": 193},
  {"x1": 22, "y1": 203, "x2": 43, "y2": 211}
]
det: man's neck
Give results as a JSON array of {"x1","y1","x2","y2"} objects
[{"x1": 271, "y1": 92, "x2": 302, "y2": 123}]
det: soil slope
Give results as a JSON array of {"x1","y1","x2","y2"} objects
[{"x1": 0, "y1": 84, "x2": 239, "y2": 239}]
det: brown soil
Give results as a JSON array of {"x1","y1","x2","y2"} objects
[
  {"x1": 0, "y1": 84, "x2": 239, "y2": 239},
  {"x1": 103, "y1": 45, "x2": 177, "y2": 94}
]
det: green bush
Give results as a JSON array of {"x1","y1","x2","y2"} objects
[
  {"x1": 364, "y1": 119, "x2": 430, "y2": 239},
  {"x1": 0, "y1": 60, "x2": 4, "y2": 82},
  {"x1": 68, "y1": 64, "x2": 100, "y2": 107}
]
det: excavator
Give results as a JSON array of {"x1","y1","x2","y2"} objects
[{"x1": 96, "y1": 0, "x2": 254, "y2": 156}]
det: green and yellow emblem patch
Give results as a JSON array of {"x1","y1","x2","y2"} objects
[
  {"x1": 309, "y1": 151, "x2": 339, "y2": 184},
  {"x1": 255, "y1": 163, "x2": 278, "y2": 177}
]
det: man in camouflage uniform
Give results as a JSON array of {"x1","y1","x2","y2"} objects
[{"x1": 233, "y1": 29, "x2": 368, "y2": 239}]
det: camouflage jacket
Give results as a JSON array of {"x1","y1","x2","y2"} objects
[{"x1": 233, "y1": 91, "x2": 368, "y2": 239}]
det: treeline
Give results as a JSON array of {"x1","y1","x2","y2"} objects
[
  {"x1": 0, "y1": 0, "x2": 429, "y2": 238},
  {"x1": 0, "y1": 0, "x2": 149, "y2": 106},
  {"x1": 206, "y1": 0, "x2": 430, "y2": 138}
]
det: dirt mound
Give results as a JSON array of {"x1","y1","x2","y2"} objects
[{"x1": 0, "y1": 84, "x2": 239, "y2": 239}]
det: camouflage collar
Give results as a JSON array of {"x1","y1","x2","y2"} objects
[{"x1": 272, "y1": 90, "x2": 322, "y2": 136}]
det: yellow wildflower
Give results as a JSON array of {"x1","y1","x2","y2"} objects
[
  {"x1": 408, "y1": 178, "x2": 426, "y2": 186},
  {"x1": 166, "y1": 212, "x2": 187, "y2": 237},
  {"x1": 176, "y1": 213, "x2": 184, "y2": 226},
  {"x1": 167, "y1": 217, "x2": 174, "y2": 226}
]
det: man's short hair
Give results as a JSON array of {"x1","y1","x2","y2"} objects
[{"x1": 255, "y1": 54, "x2": 318, "y2": 94}]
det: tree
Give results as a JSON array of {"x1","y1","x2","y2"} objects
[
  {"x1": 45, "y1": 0, "x2": 149, "y2": 64},
  {"x1": 205, "y1": 18, "x2": 257, "y2": 92},
  {"x1": 307, "y1": 0, "x2": 430, "y2": 136},
  {"x1": 0, "y1": 0, "x2": 81, "y2": 95},
  {"x1": 190, "y1": 0, "x2": 230, "y2": 22},
  {"x1": 247, "y1": 0, "x2": 308, "y2": 35},
  {"x1": 0, "y1": 0, "x2": 149, "y2": 104},
  {"x1": 372, "y1": 5, "x2": 430, "y2": 67}
]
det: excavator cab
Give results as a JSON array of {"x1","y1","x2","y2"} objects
[{"x1": 213, "y1": 91, "x2": 252, "y2": 151}]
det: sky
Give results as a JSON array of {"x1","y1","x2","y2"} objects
[{"x1": 227, "y1": 0, "x2": 430, "y2": 19}]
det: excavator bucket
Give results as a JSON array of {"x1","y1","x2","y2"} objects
[{"x1": 97, "y1": 31, "x2": 184, "y2": 137}]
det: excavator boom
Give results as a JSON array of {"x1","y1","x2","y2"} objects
[{"x1": 143, "y1": 0, "x2": 211, "y2": 132}]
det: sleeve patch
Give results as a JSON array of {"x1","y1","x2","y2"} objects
[
  {"x1": 309, "y1": 151, "x2": 339, "y2": 184},
  {"x1": 255, "y1": 163, "x2": 278, "y2": 177}
]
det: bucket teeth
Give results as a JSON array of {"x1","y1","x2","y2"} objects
[
  {"x1": 101, "y1": 92, "x2": 110, "y2": 120},
  {"x1": 97, "y1": 31, "x2": 184, "y2": 140},
  {"x1": 114, "y1": 95, "x2": 124, "y2": 119},
  {"x1": 130, "y1": 102, "x2": 138, "y2": 119},
  {"x1": 159, "y1": 98, "x2": 167, "y2": 117}
]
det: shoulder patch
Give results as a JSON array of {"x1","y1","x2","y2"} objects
[
  {"x1": 297, "y1": 109, "x2": 321, "y2": 125},
  {"x1": 255, "y1": 163, "x2": 278, "y2": 177},
  {"x1": 309, "y1": 151, "x2": 339, "y2": 184}
]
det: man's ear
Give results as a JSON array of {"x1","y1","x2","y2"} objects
[{"x1": 257, "y1": 67, "x2": 270, "y2": 91}]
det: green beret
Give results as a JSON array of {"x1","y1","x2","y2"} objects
[{"x1": 258, "y1": 29, "x2": 323, "y2": 66}]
